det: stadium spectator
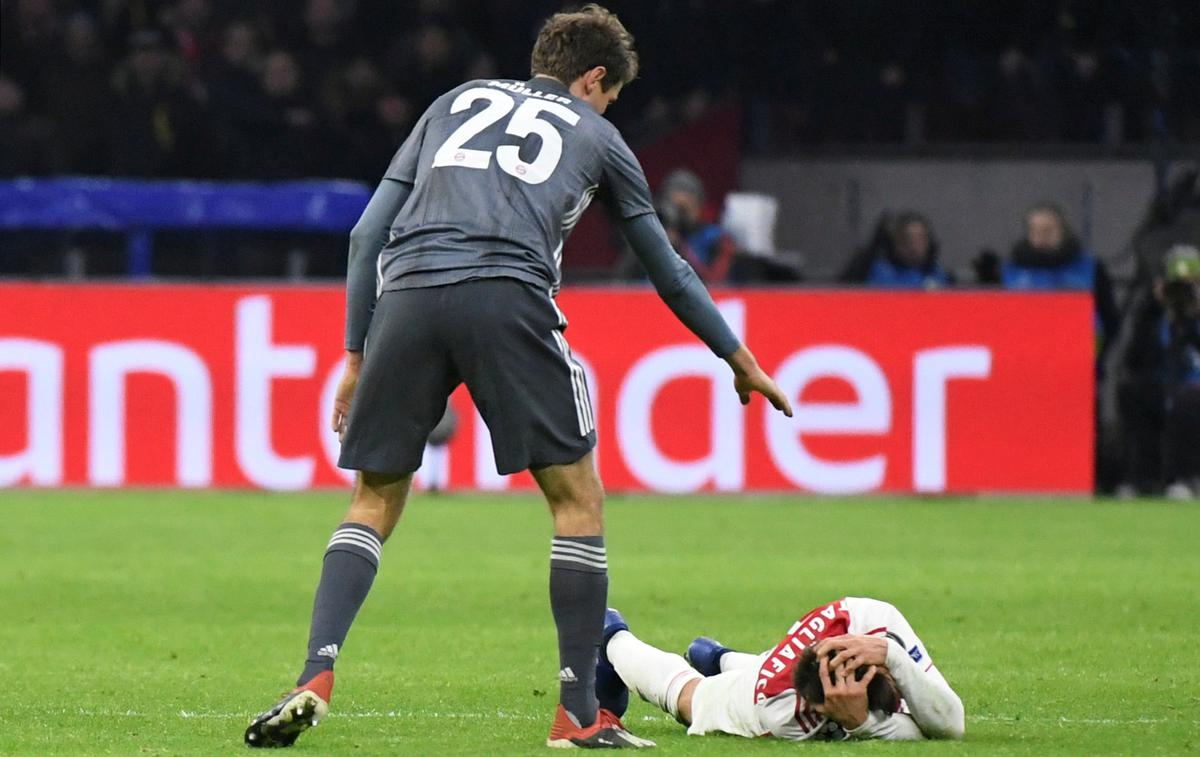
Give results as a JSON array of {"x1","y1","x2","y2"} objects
[
  {"x1": 206, "y1": 20, "x2": 266, "y2": 173},
  {"x1": 1002, "y1": 203, "x2": 1120, "y2": 362},
  {"x1": 1051, "y1": 46, "x2": 1110, "y2": 143},
  {"x1": 654, "y1": 169, "x2": 738, "y2": 285},
  {"x1": 2, "y1": 0, "x2": 1199, "y2": 183},
  {"x1": 0, "y1": 0, "x2": 62, "y2": 110},
  {"x1": 163, "y1": 0, "x2": 220, "y2": 77},
  {"x1": 1119, "y1": 245, "x2": 1200, "y2": 499},
  {"x1": 0, "y1": 75, "x2": 58, "y2": 176},
  {"x1": 250, "y1": 50, "x2": 328, "y2": 178},
  {"x1": 322, "y1": 58, "x2": 394, "y2": 181},
  {"x1": 386, "y1": 20, "x2": 473, "y2": 109},
  {"x1": 107, "y1": 29, "x2": 209, "y2": 177},
  {"x1": 840, "y1": 212, "x2": 953, "y2": 289},
  {"x1": 42, "y1": 13, "x2": 110, "y2": 174},
  {"x1": 988, "y1": 46, "x2": 1059, "y2": 141},
  {"x1": 290, "y1": 0, "x2": 355, "y2": 95},
  {"x1": 1002, "y1": 203, "x2": 1122, "y2": 493},
  {"x1": 614, "y1": 169, "x2": 744, "y2": 284}
]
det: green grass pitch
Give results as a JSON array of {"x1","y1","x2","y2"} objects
[{"x1": 1, "y1": 491, "x2": 1197, "y2": 755}]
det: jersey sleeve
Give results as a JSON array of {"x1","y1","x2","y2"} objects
[
  {"x1": 344, "y1": 179, "x2": 413, "y2": 350},
  {"x1": 382, "y1": 105, "x2": 436, "y2": 186},
  {"x1": 845, "y1": 598, "x2": 964, "y2": 740},
  {"x1": 600, "y1": 132, "x2": 656, "y2": 220},
  {"x1": 883, "y1": 638, "x2": 964, "y2": 739},
  {"x1": 846, "y1": 711, "x2": 925, "y2": 741}
]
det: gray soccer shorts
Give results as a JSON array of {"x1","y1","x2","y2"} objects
[{"x1": 338, "y1": 278, "x2": 597, "y2": 476}]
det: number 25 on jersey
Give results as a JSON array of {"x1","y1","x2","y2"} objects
[{"x1": 432, "y1": 88, "x2": 580, "y2": 186}]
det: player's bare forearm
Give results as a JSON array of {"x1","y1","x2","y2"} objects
[{"x1": 726, "y1": 345, "x2": 793, "y2": 417}]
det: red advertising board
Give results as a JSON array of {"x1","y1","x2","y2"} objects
[{"x1": 0, "y1": 284, "x2": 1093, "y2": 493}]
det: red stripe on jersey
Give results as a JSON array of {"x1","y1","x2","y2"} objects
[{"x1": 755, "y1": 599, "x2": 852, "y2": 736}]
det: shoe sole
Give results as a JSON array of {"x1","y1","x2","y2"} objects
[
  {"x1": 247, "y1": 691, "x2": 329, "y2": 747},
  {"x1": 546, "y1": 730, "x2": 656, "y2": 749}
]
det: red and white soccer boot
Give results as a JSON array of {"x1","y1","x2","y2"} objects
[
  {"x1": 546, "y1": 705, "x2": 656, "y2": 749},
  {"x1": 244, "y1": 670, "x2": 333, "y2": 748}
]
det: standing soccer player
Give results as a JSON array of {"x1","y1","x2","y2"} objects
[{"x1": 244, "y1": 4, "x2": 792, "y2": 750}]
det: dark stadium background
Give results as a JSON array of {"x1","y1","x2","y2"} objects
[{"x1": 2, "y1": 1, "x2": 1199, "y2": 495}]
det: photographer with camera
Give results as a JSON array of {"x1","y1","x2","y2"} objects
[
  {"x1": 652, "y1": 169, "x2": 738, "y2": 284},
  {"x1": 1120, "y1": 245, "x2": 1200, "y2": 499}
]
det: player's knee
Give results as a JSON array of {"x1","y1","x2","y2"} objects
[
  {"x1": 540, "y1": 471, "x2": 604, "y2": 512},
  {"x1": 548, "y1": 491, "x2": 604, "y2": 533},
  {"x1": 565, "y1": 489, "x2": 604, "y2": 516}
]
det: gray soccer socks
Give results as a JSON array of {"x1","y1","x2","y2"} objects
[
  {"x1": 298, "y1": 523, "x2": 382, "y2": 685},
  {"x1": 549, "y1": 536, "x2": 609, "y2": 728}
]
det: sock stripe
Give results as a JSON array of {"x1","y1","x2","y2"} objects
[
  {"x1": 551, "y1": 553, "x2": 608, "y2": 572},
  {"x1": 552, "y1": 542, "x2": 606, "y2": 556},
  {"x1": 330, "y1": 523, "x2": 382, "y2": 544},
  {"x1": 551, "y1": 539, "x2": 606, "y2": 556},
  {"x1": 551, "y1": 555, "x2": 607, "y2": 571},
  {"x1": 328, "y1": 532, "x2": 382, "y2": 557},
  {"x1": 327, "y1": 528, "x2": 382, "y2": 566},
  {"x1": 327, "y1": 538, "x2": 381, "y2": 567},
  {"x1": 335, "y1": 522, "x2": 383, "y2": 539},
  {"x1": 327, "y1": 529, "x2": 382, "y2": 555},
  {"x1": 551, "y1": 545, "x2": 608, "y2": 566},
  {"x1": 328, "y1": 532, "x2": 381, "y2": 560}
]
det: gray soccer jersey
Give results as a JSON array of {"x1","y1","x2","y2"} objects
[{"x1": 377, "y1": 77, "x2": 655, "y2": 295}]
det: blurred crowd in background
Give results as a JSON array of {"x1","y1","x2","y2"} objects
[
  {"x1": 3, "y1": 0, "x2": 1200, "y2": 180},
  {"x1": 2, "y1": 0, "x2": 1199, "y2": 496}
]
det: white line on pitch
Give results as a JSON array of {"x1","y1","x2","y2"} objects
[{"x1": 33, "y1": 708, "x2": 1200, "y2": 728}]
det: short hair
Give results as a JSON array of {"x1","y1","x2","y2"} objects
[
  {"x1": 1025, "y1": 202, "x2": 1075, "y2": 241},
  {"x1": 531, "y1": 4, "x2": 638, "y2": 91},
  {"x1": 893, "y1": 210, "x2": 931, "y2": 232},
  {"x1": 793, "y1": 647, "x2": 901, "y2": 715},
  {"x1": 660, "y1": 169, "x2": 705, "y2": 203},
  {"x1": 891, "y1": 210, "x2": 934, "y2": 241}
]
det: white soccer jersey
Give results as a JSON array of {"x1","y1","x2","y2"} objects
[{"x1": 688, "y1": 597, "x2": 963, "y2": 741}]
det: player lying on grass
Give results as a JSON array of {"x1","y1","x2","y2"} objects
[{"x1": 597, "y1": 597, "x2": 964, "y2": 742}]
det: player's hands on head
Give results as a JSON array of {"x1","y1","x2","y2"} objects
[
  {"x1": 331, "y1": 351, "x2": 364, "y2": 442},
  {"x1": 816, "y1": 634, "x2": 889, "y2": 674},
  {"x1": 726, "y1": 346, "x2": 793, "y2": 417},
  {"x1": 814, "y1": 655, "x2": 874, "y2": 731}
]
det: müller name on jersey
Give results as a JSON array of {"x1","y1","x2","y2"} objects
[{"x1": 487, "y1": 79, "x2": 573, "y2": 105}]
